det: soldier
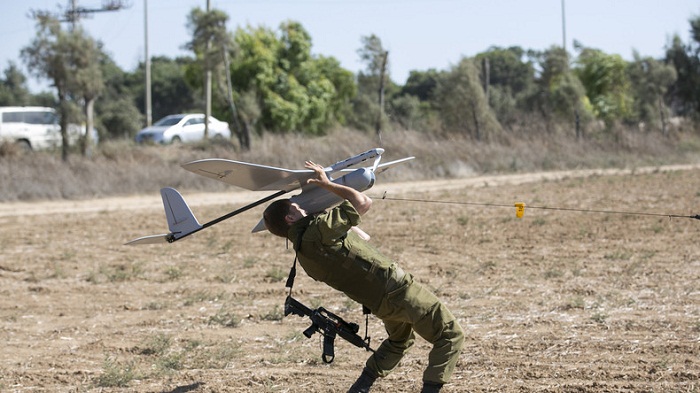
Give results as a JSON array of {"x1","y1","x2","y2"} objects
[{"x1": 264, "y1": 161, "x2": 464, "y2": 393}]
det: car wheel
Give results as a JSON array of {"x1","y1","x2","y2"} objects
[
  {"x1": 171, "y1": 136, "x2": 182, "y2": 144},
  {"x1": 16, "y1": 140, "x2": 32, "y2": 152}
]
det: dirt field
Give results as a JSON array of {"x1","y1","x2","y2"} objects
[{"x1": 1, "y1": 164, "x2": 699, "y2": 392}]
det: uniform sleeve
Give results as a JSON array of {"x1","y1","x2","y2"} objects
[{"x1": 314, "y1": 201, "x2": 362, "y2": 245}]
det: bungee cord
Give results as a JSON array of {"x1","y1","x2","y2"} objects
[{"x1": 375, "y1": 192, "x2": 700, "y2": 221}]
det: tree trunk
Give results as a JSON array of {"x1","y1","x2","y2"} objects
[
  {"x1": 575, "y1": 109, "x2": 581, "y2": 140},
  {"x1": 375, "y1": 51, "x2": 388, "y2": 144},
  {"x1": 658, "y1": 96, "x2": 668, "y2": 137},
  {"x1": 470, "y1": 99, "x2": 481, "y2": 141},
  {"x1": 82, "y1": 97, "x2": 95, "y2": 156},
  {"x1": 59, "y1": 94, "x2": 69, "y2": 162},
  {"x1": 482, "y1": 57, "x2": 490, "y2": 100},
  {"x1": 222, "y1": 43, "x2": 250, "y2": 151},
  {"x1": 240, "y1": 122, "x2": 251, "y2": 151}
]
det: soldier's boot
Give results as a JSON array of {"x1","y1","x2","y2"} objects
[
  {"x1": 347, "y1": 367, "x2": 377, "y2": 393},
  {"x1": 420, "y1": 381, "x2": 444, "y2": 393}
]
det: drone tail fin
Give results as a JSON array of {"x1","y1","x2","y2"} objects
[
  {"x1": 161, "y1": 187, "x2": 202, "y2": 236},
  {"x1": 125, "y1": 187, "x2": 202, "y2": 245}
]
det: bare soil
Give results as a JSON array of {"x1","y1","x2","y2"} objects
[{"x1": 1, "y1": 165, "x2": 699, "y2": 392}]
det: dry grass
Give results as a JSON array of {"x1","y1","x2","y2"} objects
[{"x1": 1, "y1": 126, "x2": 699, "y2": 202}]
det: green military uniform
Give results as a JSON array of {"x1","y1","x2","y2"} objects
[{"x1": 288, "y1": 201, "x2": 464, "y2": 384}]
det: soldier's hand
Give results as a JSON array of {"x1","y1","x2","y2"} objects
[{"x1": 305, "y1": 161, "x2": 331, "y2": 186}]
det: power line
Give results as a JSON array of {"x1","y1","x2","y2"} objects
[
  {"x1": 375, "y1": 192, "x2": 700, "y2": 221},
  {"x1": 59, "y1": 0, "x2": 131, "y2": 28}
]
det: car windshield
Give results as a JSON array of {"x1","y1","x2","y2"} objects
[{"x1": 153, "y1": 115, "x2": 185, "y2": 126}]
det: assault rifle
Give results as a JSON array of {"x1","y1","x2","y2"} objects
[{"x1": 284, "y1": 296, "x2": 374, "y2": 363}]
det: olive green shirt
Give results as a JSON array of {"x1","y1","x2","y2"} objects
[{"x1": 288, "y1": 201, "x2": 394, "y2": 311}]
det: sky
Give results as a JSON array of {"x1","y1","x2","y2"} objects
[{"x1": 1, "y1": 0, "x2": 699, "y2": 93}]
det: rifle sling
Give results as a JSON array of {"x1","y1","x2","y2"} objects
[{"x1": 284, "y1": 218, "x2": 372, "y2": 351}]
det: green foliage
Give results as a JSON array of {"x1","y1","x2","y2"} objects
[
  {"x1": 389, "y1": 94, "x2": 423, "y2": 130},
  {"x1": 627, "y1": 52, "x2": 677, "y2": 130},
  {"x1": 390, "y1": 69, "x2": 443, "y2": 132},
  {"x1": 9, "y1": 12, "x2": 700, "y2": 144},
  {"x1": 574, "y1": 45, "x2": 633, "y2": 122},
  {"x1": 0, "y1": 62, "x2": 33, "y2": 106},
  {"x1": 186, "y1": 7, "x2": 232, "y2": 65},
  {"x1": 476, "y1": 46, "x2": 535, "y2": 96},
  {"x1": 357, "y1": 34, "x2": 388, "y2": 76},
  {"x1": 148, "y1": 56, "x2": 200, "y2": 122},
  {"x1": 348, "y1": 92, "x2": 379, "y2": 132},
  {"x1": 261, "y1": 305, "x2": 284, "y2": 321},
  {"x1": 537, "y1": 47, "x2": 585, "y2": 117},
  {"x1": 665, "y1": 24, "x2": 700, "y2": 117},
  {"x1": 401, "y1": 69, "x2": 441, "y2": 101},
  {"x1": 208, "y1": 310, "x2": 241, "y2": 328},
  {"x1": 475, "y1": 46, "x2": 537, "y2": 125},
  {"x1": 66, "y1": 27, "x2": 104, "y2": 101},
  {"x1": 265, "y1": 266, "x2": 287, "y2": 282},
  {"x1": 97, "y1": 96, "x2": 143, "y2": 139},
  {"x1": 95, "y1": 56, "x2": 143, "y2": 139},
  {"x1": 434, "y1": 57, "x2": 502, "y2": 140},
  {"x1": 139, "y1": 333, "x2": 172, "y2": 356},
  {"x1": 349, "y1": 34, "x2": 398, "y2": 133},
  {"x1": 96, "y1": 356, "x2": 138, "y2": 388},
  {"x1": 21, "y1": 13, "x2": 105, "y2": 156},
  {"x1": 230, "y1": 21, "x2": 354, "y2": 134},
  {"x1": 21, "y1": 14, "x2": 79, "y2": 159}
]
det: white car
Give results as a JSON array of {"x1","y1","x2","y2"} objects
[
  {"x1": 135, "y1": 113, "x2": 231, "y2": 144},
  {"x1": 0, "y1": 106, "x2": 98, "y2": 151}
]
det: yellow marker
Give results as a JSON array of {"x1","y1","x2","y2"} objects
[{"x1": 514, "y1": 202, "x2": 525, "y2": 218}]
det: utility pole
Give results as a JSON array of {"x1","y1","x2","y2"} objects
[
  {"x1": 61, "y1": 0, "x2": 130, "y2": 26},
  {"x1": 69, "y1": 0, "x2": 78, "y2": 30},
  {"x1": 204, "y1": 0, "x2": 212, "y2": 139},
  {"x1": 561, "y1": 0, "x2": 567, "y2": 52},
  {"x1": 144, "y1": 0, "x2": 152, "y2": 126}
]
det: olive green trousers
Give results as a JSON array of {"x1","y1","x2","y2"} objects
[{"x1": 366, "y1": 269, "x2": 464, "y2": 384}]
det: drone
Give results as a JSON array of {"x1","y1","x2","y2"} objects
[{"x1": 126, "y1": 148, "x2": 414, "y2": 245}]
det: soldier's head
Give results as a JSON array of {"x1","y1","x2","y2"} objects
[{"x1": 263, "y1": 199, "x2": 307, "y2": 238}]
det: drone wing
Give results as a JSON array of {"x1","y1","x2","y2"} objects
[{"x1": 182, "y1": 159, "x2": 313, "y2": 191}]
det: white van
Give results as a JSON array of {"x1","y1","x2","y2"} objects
[{"x1": 0, "y1": 106, "x2": 97, "y2": 151}]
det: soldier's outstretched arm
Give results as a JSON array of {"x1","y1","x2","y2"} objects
[{"x1": 304, "y1": 161, "x2": 373, "y2": 215}]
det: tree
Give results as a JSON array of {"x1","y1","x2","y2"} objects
[
  {"x1": 22, "y1": 13, "x2": 75, "y2": 161},
  {"x1": 66, "y1": 27, "x2": 104, "y2": 155},
  {"x1": 229, "y1": 21, "x2": 354, "y2": 135},
  {"x1": 0, "y1": 62, "x2": 33, "y2": 106},
  {"x1": 475, "y1": 46, "x2": 536, "y2": 126},
  {"x1": 627, "y1": 52, "x2": 677, "y2": 135},
  {"x1": 434, "y1": 57, "x2": 501, "y2": 140},
  {"x1": 357, "y1": 35, "x2": 391, "y2": 105},
  {"x1": 22, "y1": 12, "x2": 105, "y2": 158},
  {"x1": 665, "y1": 16, "x2": 700, "y2": 118},
  {"x1": 390, "y1": 69, "x2": 442, "y2": 132},
  {"x1": 186, "y1": 7, "x2": 248, "y2": 146},
  {"x1": 389, "y1": 93, "x2": 422, "y2": 131},
  {"x1": 94, "y1": 54, "x2": 143, "y2": 139},
  {"x1": 574, "y1": 44, "x2": 632, "y2": 123},
  {"x1": 358, "y1": 34, "x2": 388, "y2": 76},
  {"x1": 476, "y1": 46, "x2": 534, "y2": 95},
  {"x1": 530, "y1": 46, "x2": 590, "y2": 135},
  {"x1": 351, "y1": 34, "x2": 394, "y2": 133},
  {"x1": 148, "y1": 56, "x2": 199, "y2": 121},
  {"x1": 401, "y1": 69, "x2": 440, "y2": 102}
]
